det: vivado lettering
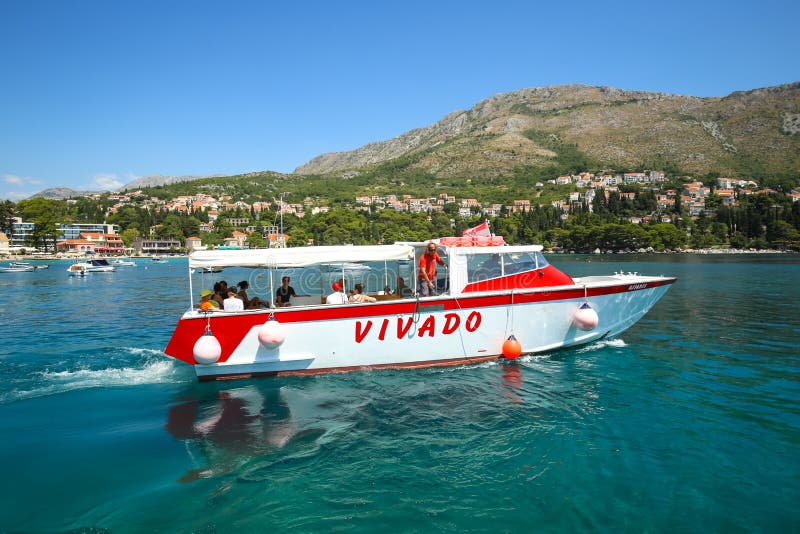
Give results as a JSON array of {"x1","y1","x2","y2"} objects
[
  {"x1": 355, "y1": 311, "x2": 482, "y2": 343},
  {"x1": 628, "y1": 283, "x2": 648, "y2": 290}
]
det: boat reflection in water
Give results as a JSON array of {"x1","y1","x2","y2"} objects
[
  {"x1": 165, "y1": 384, "x2": 301, "y2": 482},
  {"x1": 499, "y1": 363, "x2": 524, "y2": 404}
]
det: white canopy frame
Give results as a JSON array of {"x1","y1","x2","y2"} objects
[{"x1": 187, "y1": 244, "x2": 416, "y2": 308}]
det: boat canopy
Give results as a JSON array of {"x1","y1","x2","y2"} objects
[
  {"x1": 445, "y1": 244, "x2": 543, "y2": 257},
  {"x1": 189, "y1": 244, "x2": 416, "y2": 269}
]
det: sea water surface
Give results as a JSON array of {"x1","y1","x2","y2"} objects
[{"x1": 0, "y1": 255, "x2": 798, "y2": 532}]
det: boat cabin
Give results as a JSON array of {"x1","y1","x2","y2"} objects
[{"x1": 186, "y1": 239, "x2": 575, "y2": 310}]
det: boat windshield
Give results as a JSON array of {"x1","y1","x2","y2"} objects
[{"x1": 465, "y1": 251, "x2": 549, "y2": 284}]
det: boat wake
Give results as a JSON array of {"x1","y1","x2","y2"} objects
[
  {"x1": 1, "y1": 349, "x2": 188, "y2": 404},
  {"x1": 39, "y1": 359, "x2": 179, "y2": 387},
  {"x1": 574, "y1": 338, "x2": 628, "y2": 353}
]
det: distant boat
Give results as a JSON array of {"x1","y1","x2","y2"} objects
[
  {"x1": 111, "y1": 259, "x2": 137, "y2": 267},
  {"x1": 67, "y1": 264, "x2": 87, "y2": 277},
  {"x1": 190, "y1": 266, "x2": 223, "y2": 274},
  {"x1": 67, "y1": 259, "x2": 116, "y2": 276},
  {"x1": 9, "y1": 261, "x2": 48, "y2": 270},
  {"x1": 323, "y1": 262, "x2": 372, "y2": 272},
  {"x1": 1, "y1": 263, "x2": 35, "y2": 272},
  {"x1": 151, "y1": 255, "x2": 168, "y2": 264}
]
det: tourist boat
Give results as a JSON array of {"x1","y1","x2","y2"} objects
[
  {"x1": 164, "y1": 237, "x2": 676, "y2": 381},
  {"x1": 67, "y1": 258, "x2": 117, "y2": 276}
]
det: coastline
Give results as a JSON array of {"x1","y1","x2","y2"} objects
[
  {"x1": 548, "y1": 248, "x2": 791, "y2": 255},
  {"x1": 0, "y1": 253, "x2": 190, "y2": 261},
  {"x1": 0, "y1": 248, "x2": 795, "y2": 261}
]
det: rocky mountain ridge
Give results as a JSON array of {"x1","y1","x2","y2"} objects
[
  {"x1": 295, "y1": 83, "x2": 800, "y2": 179},
  {"x1": 120, "y1": 173, "x2": 224, "y2": 190},
  {"x1": 28, "y1": 187, "x2": 99, "y2": 200},
  {"x1": 28, "y1": 174, "x2": 223, "y2": 199}
]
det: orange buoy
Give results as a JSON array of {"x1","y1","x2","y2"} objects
[{"x1": 502, "y1": 335, "x2": 522, "y2": 359}]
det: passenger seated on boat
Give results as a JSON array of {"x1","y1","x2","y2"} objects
[
  {"x1": 198, "y1": 289, "x2": 220, "y2": 311},
  {"x1": 223, "y1": 287, "x2": 244, "y2": 311},
  {"x1": 237, "y1": 280, "x2": 264, "y2": 309},
  {"x1": 395, "y1": 277, "x2": 414, "y2": 297},
  {"x1": 213, "y1": 281, "x2": 228, "y2": 308},
  {"x1": 326, "y1": 281, "x2": 348, "y2": 304},
  {"x1": 275, "y1": 276, "x2": 297, "y2": 307},
  {"x1": 349, "y1": 283, "x2": 376, "y2": 303}
]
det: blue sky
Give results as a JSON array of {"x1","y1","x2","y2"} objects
[{"x1": 1, "y1": 0, "x2": 798, "y2": 200}]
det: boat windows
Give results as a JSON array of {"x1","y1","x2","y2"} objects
[{"x1": 465, "y1": 251, "x2": 549, "y2": 284}]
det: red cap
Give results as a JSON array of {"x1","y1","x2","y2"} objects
[{"x1": 332, "y1": 282, "x2": 342, "y2": 291}]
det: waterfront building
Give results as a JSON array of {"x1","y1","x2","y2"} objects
[
  {"x1": 133, "y1": 238, "x2": 182, "y2": 254},
  {"x1": 185, "y1": 237, "x2": 205, "y2": 252},
  {"x1": 55, "y1": 238, "x2": 95, "y2": 254},
  {"x1": 9, "y1": 217, "x2": 120, "y2": 249},
  {"x1": 60, "y1": 222, "x2": 120, "y2": 240},
  {"x1": 56, "y1": 232, "x2": 124, "y2": 255},
  {"x1": 8, "y1": 218, "x2": 33, "y2": 248}
]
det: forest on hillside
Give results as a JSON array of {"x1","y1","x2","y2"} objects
[{"x1": 3, "y1": 184, "x2": 800, "y2": 251}]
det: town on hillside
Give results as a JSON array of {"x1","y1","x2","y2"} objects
[{"x1": 2, "y1": 170, "x2": 800, "y2": 256}]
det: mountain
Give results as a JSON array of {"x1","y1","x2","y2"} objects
[
  {"x1": 120, "y1": 173, "x2": 224, "y2": 190},
  {"x1": 28, "y1": 187, "x2": 99, "y2": 200},
  {"x1": 294, "y1": 83, "x2": 800, "y2": 179}
]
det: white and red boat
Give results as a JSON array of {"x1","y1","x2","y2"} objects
[{"x1": 164, "y1": 238, "x2": 676, "y2": 381}]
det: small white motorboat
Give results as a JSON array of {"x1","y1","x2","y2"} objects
[
  {"x1": 323, "y1": 262, "x2": 372, "y2": 272},
  {"x1": 67, "y1": 259, "x2": 116, "y2": 276},
  {"x1": 10, "y1": 261, "x2": 49, "y2": 270},
  {"x1": 111, "y1": 259, "x2": 137, "y2": 267},
  {"x1": 1, "y1": 263, "x2": 35, "y2": 273}
]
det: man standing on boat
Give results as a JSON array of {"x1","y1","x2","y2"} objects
[{"x1": 418, "y1": 242, "x2": 446, "y2": 297}]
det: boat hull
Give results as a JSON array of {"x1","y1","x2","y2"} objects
[{"x1": 165, "y1": 275, "x2": 675, "y2": 380}]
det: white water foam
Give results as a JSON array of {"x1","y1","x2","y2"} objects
[
  {"x1": 1, "y1": 351, "x2": 189, "y2": 404},
  {"x1": 121, "y1": 347, "x2": 168, "y2": 358},
  {"x1": 39, "y1": 359, "x2": 179, "y2": 387},
  {"x1": 425, "y1": 353, "x2": 553, "y2": 374},
  {"x1": 575, "y1": 338, "x2": 627, "y2": 354}
]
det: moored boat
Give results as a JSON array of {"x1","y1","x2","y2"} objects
[
  {"x1": 10, "y1": 261, "x2": 48, "y2": 270},
  {"x1": 164, "y1": 237, "x2": 676, "y2": 381},
  {"x1": 1, "y1": 263, "x2": 35, "y2": 272},
  {"x1": 111, "y1": 258, "x2": 137, "y2": 266},
  {"x1": 67, "y1": 258, "x2": 116, "y2": 276}
]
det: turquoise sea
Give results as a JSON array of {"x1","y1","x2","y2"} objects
[{"x1": 0, "y1": 255, "x2": 798, "y2": 532}]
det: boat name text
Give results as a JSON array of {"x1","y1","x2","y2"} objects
[
  {"x1": 628, "y1": 283, "x2": 648, "y2": 290},
  {"x1": 355, "y1": 311, "x2": 482, "y2": 343}
]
